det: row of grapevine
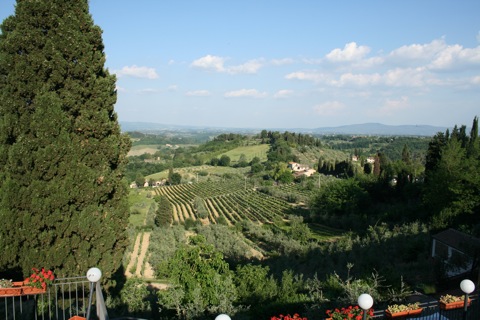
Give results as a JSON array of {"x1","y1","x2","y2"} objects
[{"x1": 153, "y1": 181, "x2": 294, "y2": 225}]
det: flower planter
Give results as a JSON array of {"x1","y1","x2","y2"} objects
[
  {"x1": 69, "y1": 316, "x2": 87, "y2": 320},
  {"x1": 385, "y1": 308, "x2": 423, "y2": 318},
  {"x1": 21, "y1": 286, "x2": 46, "y2": 295},
  {"x1": 0, "y1": 286, "x2": 23, "y2": 297},
  {"x1": 439, "y1": 299, "x2": 470, "y2": 310},
  {"x1": 0, "y1": 281, "x2": 25, "y2": 297}
]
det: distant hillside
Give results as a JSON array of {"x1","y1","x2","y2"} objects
[
  {"x1": 120, "y1": 121, "x2": 448, "y2": 136},
  {"x1": 311, "y1": 123, "x2": 448, "y2": 136}
]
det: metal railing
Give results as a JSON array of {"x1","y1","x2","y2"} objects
[
  {"x1": 1, "y1": 276, "x2": 91, "y2": 320},
  {"x1": 2, "y1": 276, "x2": 479, "y2": 320},
  {"x1": 371, "y1": 295, "x2": 479, "y2": 319}
]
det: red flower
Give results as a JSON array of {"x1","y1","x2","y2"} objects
[
  {"x1": 326, "y1": 305, "x2": 373, "y2": 320},
  {"x1": 25, "y1": 267, "x2": 55, "y2": 289}
]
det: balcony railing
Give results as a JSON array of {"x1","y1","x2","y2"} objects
[
  {"x1": 371, "y1": 295, "x2": 478, "y2": 319},
  {"x1": 1, "y1": 275, "x2": 91, "y2": 320},
  {"x1": 1, "y1": 276, "x2": 479, "y2": 320}
]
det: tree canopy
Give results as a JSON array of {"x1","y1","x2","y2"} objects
[{"x1": 0, "y1": 0, "x2": 130, "y2": 279}]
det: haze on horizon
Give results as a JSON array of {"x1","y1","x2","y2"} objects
[{"x1": 1, "y1": 0, "x2": 479, "y2": 129}]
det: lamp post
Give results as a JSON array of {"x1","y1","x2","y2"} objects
[
  {"x1": 460, "y1": 279, "x2": 475, "y2": 320},
  {"x1": 87, "y1": 268, "x2": 109, "y2": 320},
  {"x1": 86, "y1": 267, "x2": 103, "y2": 320},
  {"x1": 358, "y1": 293, "x2": 373, "y2": 320},
  {"x1": 215, "y1": 314, "x2": 231, "y2": 320}
]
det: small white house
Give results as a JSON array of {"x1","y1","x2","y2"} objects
[{"x1": 288, "y1": 162, "x2": 309, "y2": 172}]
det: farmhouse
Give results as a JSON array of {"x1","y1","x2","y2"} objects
[
  {"x1": 288, "y1": 162, "x2": 309, "y2": 172},
  {"x1": 288, "y1": 162, "x2": 317, "y2": 177}
]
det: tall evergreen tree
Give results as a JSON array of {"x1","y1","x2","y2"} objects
[{"x1": 0, "y1": 0, "x2": 130, "y2": 279}]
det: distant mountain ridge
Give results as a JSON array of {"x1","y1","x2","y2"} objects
[
  {"x1": 311, "y1": 123, "x2": 448, "y2": 136},
  {"x1": 120, "y1": 121, "x2": 448, "y2": 136}
]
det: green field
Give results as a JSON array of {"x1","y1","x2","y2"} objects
[
  {"x1": 128, "y1": 144, "x2": 162, "y2": 156},
  {"x1": 220, "y1": 144, "x2": 269, "y2": 163},
  {"x1": 128, "y1": 188, "x2": 156, "y2": 227},
  {"x1": 146, "y1": 165, "x2": 251, "y2": 182}
]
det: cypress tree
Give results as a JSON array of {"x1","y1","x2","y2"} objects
[{"x1": 0, "y1": 0, "x2": 130, "y2": 279}]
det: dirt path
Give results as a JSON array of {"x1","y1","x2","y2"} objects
[
  {"x1": 126, "y1": 233, "x2": 142, "y2": 277},
  {"x1": 135, "y1": 232, "x2": 151, "y2": 277}
]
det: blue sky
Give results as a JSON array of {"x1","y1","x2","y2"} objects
[{"x1": 1, "y1": 1, "x2": 480, "y2": 129}]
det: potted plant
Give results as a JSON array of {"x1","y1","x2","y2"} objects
[
  {"x1": 439, "y1": 294, "x2": 470, "y2": 310},
  {"x1": 22, "y1": 267, "x2": 55, "y2": 295},
  {"x1": 0, "y1": 279, "x2": 24, "y2": 297},
  {"x1": 385, "y1": 302, "x2": 422, "y2": 318},
  {"x1": 326, "y1": 305, "x2": 374, "y2": 320}
]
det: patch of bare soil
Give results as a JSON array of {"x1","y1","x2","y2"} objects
[
  {"x1": 126, "y1": 233, "x2": 142, "y2": 278},
  {"x1": 135, "y1": 232, "x2": 151, "y2": 277}
]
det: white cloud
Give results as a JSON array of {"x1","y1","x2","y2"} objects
[
  {"x1": 227, "y1": 59, "x2": 263, "y2": 74},
  {"x1": 389, "y1": 39, "x2": 446, "y2": 61},
  {"x1": 167, "y1": 85, "x2": 178, "y2": 91},
  {"x1": 313, "y1": 101, "x2": 345, "y2": 115},
  {"x1": 429, "y1": 44, "x2": 480, "y2": 70},
  {"x1": 384, "y1": 67, "x2": 429, "y2": 87},
  {"x1": 377, "y1": 96, "x2": 410, "y2": 115},
  {"x1": 472, "y1": 76, "x2": 480, "y2": 84},
  {"x1": 191, "y1": 55, "x2": 264, "y2": 74},
  {"x1": 285, "y1": 71, "x2": 327, "y2": 82},
  {"x1": 186, "y1": 90, "x2": 211, "y2": 97},
  {"x1": 116, "y1": 65, "x2": 159, "y2": 79},
  {"x1": 326, "y1": 42, "x2": 370, "y2": 62},
  {"x1": 273, "y1": 90, "x2": 293, "y2": 98},
  {"x1": 331, "y1": 72, "x2": 382, "y2": 87},
  {"x1": 224, "y1": 89, "x2": 267, "y2": 98},
  {"x1": 388, "y1": 38, "x2": 480, "y2": 71},
  {"x1": 477, "y1": 31, "x2": 480, "y2": 43},
  {"x1": 191, "y1": 55, "x2": 226, "y2": 72}
]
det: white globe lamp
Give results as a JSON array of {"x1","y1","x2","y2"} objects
[
  {"x1": 358, "y1": 293, "x2": 373, "y2": 320},
  {"x1": 460, "y1": 279, "x2": 475, "y2": 294},
  {"x1": 215, "y1": 314, "x2": 231, "y2": 320},
  {"x1": 86, "y1": 267, "x2": 102, "y2": 283},
  {"x1": 460, "y1": 279, "x2": 475, "y2": 315}
]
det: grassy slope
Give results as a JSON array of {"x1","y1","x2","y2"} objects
[
  {"x1": 293, "y1": 146, "x2": 350, "y2": 167},
  {"x1": 128, "y1": 188, "x2": 156, "y2": 227},
  {"x1": 146, "y1": 165, "x2": 251, "y2": 182},
  {"x1": 128, "y1": 144, "x2": 162, "y2": 156},
  {"x1": 220, "y1": 144, "x2": 269, "y2": 163}
]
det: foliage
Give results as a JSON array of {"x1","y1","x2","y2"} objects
[
  {"x1": 0, "y1": 279, "x2": 13, "y2": 288},
  {"x1": 157, "y1": 235, "x2": 238, "y2": 319},
  {"x1": 193, "y1": 197, "x2": 209, "y2": 219},
  {"x1": 310, "y1": 178, "x2": 369, "y2": 218},
  {"x1": 439, "y1": 294, "x2": 465, "y2": 303},
  {"x1": 0, "y1": 0, "x2": 130, "y2": 279},
  {"x1": 234, "y1": 264, "x2": 278, "y2": 306},
  {"x1": 423, "y1": 117, "x2": 480, "y2": 229},
  {"x1": 155, "y1": 195, "x2": 173, "y2": 227},
  {"x1": 149, "y1": 225, "x2": 185, "y2": 278},
  {"x1": 386, "y1": 302, "x2": 420, "y2": 313},
  {"x1": 120, "y1": 278, "x2": 151, "y2": 314},
  {"x1": 195, "y1": 224, "x2": 254, "y2": 261}
]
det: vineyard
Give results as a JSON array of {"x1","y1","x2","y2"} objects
[{"x1": 154, "y1": 180, "x2": 297, "y2": 225}]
